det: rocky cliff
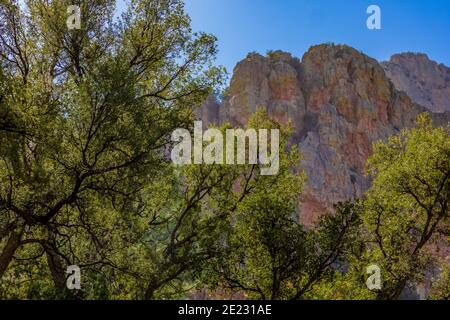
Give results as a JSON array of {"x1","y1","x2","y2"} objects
[
  {"x1": 199, "y1": 44, "x2": 450, "y2": 225},
  {"x1": 382, "y1": 53, "x2": 450, "y2": 113}
]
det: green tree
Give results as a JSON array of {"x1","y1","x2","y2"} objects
[
  {"x1": 0, "y1": 0, "x2": 306, "y2": 299},
  {"x1": 429, "y1": 264, "x2": 450, "y2": 300},
  {"x1": 2, "y1": 0, "x2": 448, "y2": 302},
  {"x1": 335, "y1": 113, "x2": 450, "y2": 300},
  {"x1": 202, "y1": 114, "x2": 361, "y2": 300},
  {"x1": 0, "y1": 0, "x2": 224, "y2": 299}
]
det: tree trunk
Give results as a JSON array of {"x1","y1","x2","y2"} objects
[
  {"x1": 377, "y1": 278, "x2": 408, "y2": 300},
  {"x1": 45, "y1": 245, "x2": 67, "y2": 295},
  {"x1": 144, "y1": 284, "x2": 157, "y2": 300},
  {"x1": 0, "y1": 229, "x2": 22, "y2": 279}
]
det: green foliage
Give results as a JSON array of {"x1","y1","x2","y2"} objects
[
  {"x1": 360, "y1": 113, "x2": 449, "y2": 299},
  {"x1": 430, "y1": 264, "x2": 450, "y2": 300},
  {"x1": 203, "y1": 179, "x2": 363, "y2": 299},
  {"x1": 0, "y1": 0, "x2": 308, "y2": 299},
  {"x1": 293, "y1": 113, "x2": 449, "y2": 300},
  {"x1": 0, "y1": 0, "x2": 224, "y2": 299},
  {"x1": 0, "y1": 0, "x2": 448, "y2": 301},
  {"x1": 201, "y1": 112, "x2": 307, "y2": 299}
]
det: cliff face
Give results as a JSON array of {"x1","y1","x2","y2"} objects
[
  {"x1": 199, "y1": 44, "x2": 449, "y2": 225},
  {"x1": 382, "y1": 53, "x2": 450, "y2": 113}
]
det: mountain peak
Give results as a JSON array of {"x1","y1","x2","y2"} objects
[
  {"x1": 382, "y1": 52, "x2": 450, "y2": 113},
  {"x1": 389, "y1": 52, "x2": 430, "y2": 62}
]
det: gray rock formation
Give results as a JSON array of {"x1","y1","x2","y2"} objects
[{"x1": 382, "y1": 53, "x2": 450, "y2": 113}]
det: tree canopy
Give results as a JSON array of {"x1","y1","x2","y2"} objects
[{"x1": 0, "y1": 0, "x2": 449, "y2": 300}]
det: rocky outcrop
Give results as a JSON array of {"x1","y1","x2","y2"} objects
[
  {"x1": 198, "y1": 44, "x2": 449, "y2": 226},
  {"x1": 382, "y1": 53, "x2": 450, "y2": 113},
  {"x1": 195, "y1": 94, "x2": 220, "y2": 126}
]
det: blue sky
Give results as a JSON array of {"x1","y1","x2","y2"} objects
[{"x1": 181, "y1": 0, "x2": 450, "y2": 76}]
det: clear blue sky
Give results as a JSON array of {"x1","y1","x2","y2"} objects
[{"x1": 182, "y1": 0, "x2": 450, "y2": 77}]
